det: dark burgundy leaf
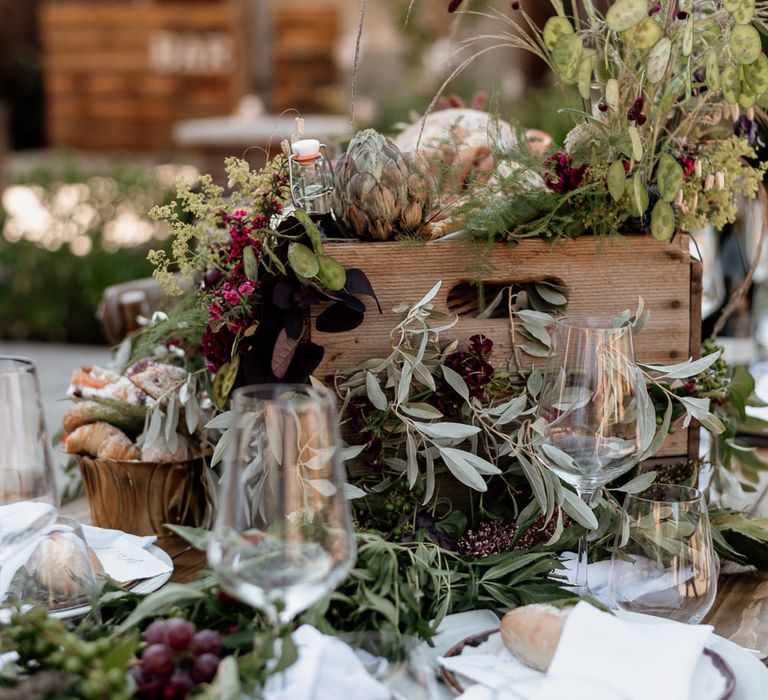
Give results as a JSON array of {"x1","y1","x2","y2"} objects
[
  {"x1": 316, "y1": 302, "x2": 365, "y2": 333},
  {"x1": 271, "y1": 328, "x2": 300, "y2": 379},
  {"x1": 283, "y1": 342, "x2": 325, "y2": 383},
  {"x1": 284, "y1": 308, "x2": 306, "y2": 340},
  {"x1": 272, "y1": 280, "x2": 295, "y2": 310},
  {"x1": 344, "y1": 269, "x2": 381, "y2": 311}
]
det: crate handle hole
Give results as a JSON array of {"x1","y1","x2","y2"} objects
[{"x1": 446, "y1": 279, "x2": 568, "y2": 319}]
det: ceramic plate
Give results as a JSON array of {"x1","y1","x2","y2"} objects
[
  {"x1": 49, "y1": 544, "x2": 173, "y2": 620},
  {"x1": 440, "y1": 629, "x2": 735, "y2": 700}
]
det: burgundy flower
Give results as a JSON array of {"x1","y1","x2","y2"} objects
[
  {"x1": 469, "y1": 334, "x2": 494, "y2": 356},
  {"x1": 201, "y1": 325, "x2": 235, "y2": 374},
  {"x1": 458, "y1": 520, "x2": 518, "y2": 558},
  {"x1": 678, "y1": 156, "x2": 696, "y2": 178},
  {"x1": 543, "y1": 152, "x2": 587, "y2": 194}
]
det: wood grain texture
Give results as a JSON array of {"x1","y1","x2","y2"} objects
[
  {"x1": 314, "y1": 234, "x2": 697, "y2": 458},
  {"x1": 40, "y1": 1, "x2": 248, "y2": 150}
]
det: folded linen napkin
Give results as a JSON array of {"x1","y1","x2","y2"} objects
[
  {"x1": 0, "y1": 520, "x2": 172, "y2": 602},
  {"x1": 441, "y1": 602, "x2": 712, "y2": 700},
  {"x1": 263, "y1": 625, "x2": 391, "y2": 700},
  {"x1": 548, "y1": 601, "x2": 712, "y2": 700}
]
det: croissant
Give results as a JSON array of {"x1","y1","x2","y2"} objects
[
  {"x1": 62, "y1": 401, "x2": 99, "y2": 433},
  {"x1": 66, "y1": 422, "x2": 140, "y2": 461}
]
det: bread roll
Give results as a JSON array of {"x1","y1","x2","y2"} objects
[
  {"x1": 66, "y1": 422, "x2": 140, "y2": 461},
  {"x1": 26, "y1": 532, "x2": 100, "y2": 600},
  {"x1": 499, "y1": 604, "x2": 571, "y2": 671},
  {"x1": 63, "y1": 401, "x2": 100, "y2": 433},
  {"x1": 141, "y1": 433, "x2": 189, "y2": 462}
]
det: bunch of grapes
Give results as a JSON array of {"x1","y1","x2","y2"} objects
[
  {"x1": 1, "y1": 607, "x2": 132, "y2": 700},
  {"x1": 130, "y1": 618, "x2": 222, "y2": 699}
]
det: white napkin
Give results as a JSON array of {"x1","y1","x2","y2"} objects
[
  {"x1": 0, "y1": 521, "x2": 172, "y2": 601},
  {"x1": 263, "y1": 625, "x2": 390, "y2": 700},
  {"x1": 80, "y1": 525, "x2": 170, "y2": 583},
  {"x1": 548, "y1": 601, "x2": 712, "y2": 700},
  {"x1": 441, "y1": 602, "x2": 712, "y2": 700}
]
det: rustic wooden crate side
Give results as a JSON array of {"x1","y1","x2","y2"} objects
[{"x1": 313, "y1": 234, "x2": 698, "y2": 459}]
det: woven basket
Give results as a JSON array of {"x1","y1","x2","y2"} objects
[{"x1": 77, "y1": 455, "x2": 210, "y2": 555}]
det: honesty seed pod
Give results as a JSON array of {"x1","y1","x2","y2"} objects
[
  {"x1": 657, "y1": 154, "x2": 684, "y2": 203},
  {"x1": 724, "y1": 0, "x2": 756, "y2": 24},
  {"x1": 729, "y1": 24, "x2": 762, "y2": 65},
  {"x1": 606, "y1": 0, "x2": 647, "y2": 32},
  {"x1": 543, "y1": 16, "x2": 574, "y2": 52},
  {"x1": 287, "y1": 242, "x2": 320, "y2": 279},
  {"x1": 622, "y1": 17, "x2": 663, "y2": 50},
  {"x1": 721, "y1": 65, "x2": 742, "y2": 104},
  {"x1": 742, "y1": 53, "x2": 768, "y2": 95},
  {"x1": 552, "y1": 32, "x2": 583, "y2": 84},
  {"x1": 651, "y1": 200, "x2": 675, "y2": 241},
  {"x1": 648, "y1": 38, "x2": 672, "y2": 84}
]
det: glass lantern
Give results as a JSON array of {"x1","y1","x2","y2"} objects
[{"x1": 288, "y1": 138, "x2": 335, "y2": 215}]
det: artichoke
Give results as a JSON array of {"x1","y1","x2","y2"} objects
[{"x1": 333, "y1": 129, "x2": 432, "y2": 241}]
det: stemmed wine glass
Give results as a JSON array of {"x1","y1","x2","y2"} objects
[
  {"x1": 0, "y1": 357, "x2": 58, "y2": 564},
  {"x1": 207, "y1": 384, "x2": 357, "y2": 627},
  {"x1": 608, "y1": 484, "x2": 717, "y2": 623},
  {"x1": 532, "y1": 318, "x2": 645, "y2": 593}
]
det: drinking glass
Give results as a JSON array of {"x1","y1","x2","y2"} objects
[
  {"x1": 0, "y1": 357, "x2": 57, "y2": 561},
  {"x1": 608, "y1": 484, "x2": 717, "y2": 624},
  {"x1": 207, "y1": 384, "x2": 357, "y2": 627},
  {"x1": 532, "y1": 317, "x2": 645, "y2": 593},
  {"x1": 341, "y1": 631, "x2": 440, "y2": 700}
]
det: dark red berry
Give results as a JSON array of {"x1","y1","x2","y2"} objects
[
  {"x1": 511, "y1": 0, "x2": 520, "y2": 8},
  {"x1": 142, "y1": 644, "x2": 174, "y2": 677},
  {"x1": 163, "y1": 669, "x2": 193, "y2": 699},
  {"x1": 191, "y1": 629, "x2": 222, "y2": 657},
  {"x1": 165, "y1": 619, "x2": 195, "y2": 651},
  {"x1": 636, "y1": 113, "x2": 647, "y2": 125},
  {"x1": 144, "y1": 620, "x2": 168, "y2": 645},
  {"x1": 203, "y1": 269, "x2": 222, "y2": 289},
  {"x1": 191, "y1": 653, "x2": 220, "y2": 684},
  {"x1": 676, "y1": 10, "x2": 688, "y2": 19},
  {"x1": 598, "y1": 102, "x2": 609, "y2": 112}
]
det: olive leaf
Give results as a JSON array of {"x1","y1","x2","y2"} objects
[{"x1": 365, "y1": 371, "x2": 388, "y2": 411}]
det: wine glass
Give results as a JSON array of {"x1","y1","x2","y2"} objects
[
  {"x1": 532, "y1": 317, "x2": 645, "y2": 593},
  {"x1": 0, "y1": 357, "x2": 57, "y2": 562},
  {"x1": 207, "y1": 384, "x2": 357, "y2": 627},
  {"x1": 608, "y1": 484, "x2": 717, "y2": 624}
]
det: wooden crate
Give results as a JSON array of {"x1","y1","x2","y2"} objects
[
  {"x1": 313, "y1": 234, "x2": 702, "y2": 461},
  {"x1": 39, "y1": 1, "x2": 248, "y2": 150}
]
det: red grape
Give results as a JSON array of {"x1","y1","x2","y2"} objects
[
  {"x1": 142, "y1": 643, "x2": 174, "y2": 677},
  {"x1": 162, "y1": 668, "x2": 193, "y2": 699},
  {"x1": 191, "y1": 653, "x2": 220, "y2": 683},
  {"x1": 165, "y1": 618, "x2": 195, "y2": 651},
  {"x1": 143, "y1": 620, "x2": 168, "y2": 645},
  {"x1": 190, "y1": 629, "x2": 222, "y2": 656}
]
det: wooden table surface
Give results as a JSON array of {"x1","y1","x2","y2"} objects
[{"x1": 62, "y1": 491, "x2": 768, "y2": 659}]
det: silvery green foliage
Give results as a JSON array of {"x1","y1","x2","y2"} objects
[{"x1": 339, "y1": 286, "x2": 727, "y2": 540}]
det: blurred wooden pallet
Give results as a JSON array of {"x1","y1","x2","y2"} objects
[
  {"x1": 40, "y1": 1, "x2": 248, "y2": 150},
  {"x1": 39, "y1": 2, "x2": 339, "y2": 150}
]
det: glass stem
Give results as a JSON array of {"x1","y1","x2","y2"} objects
[{"x1": 574, "y1": 488, "x2": 598, "y2": 593}]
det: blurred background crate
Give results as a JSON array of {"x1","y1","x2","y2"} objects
[{"x1": 40, "y1": 1, "x2": 249, "y2": 151}]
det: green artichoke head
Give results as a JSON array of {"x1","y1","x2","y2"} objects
[{"x1": 333, "y1": 129, "x2": 432, "y2": 241}]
